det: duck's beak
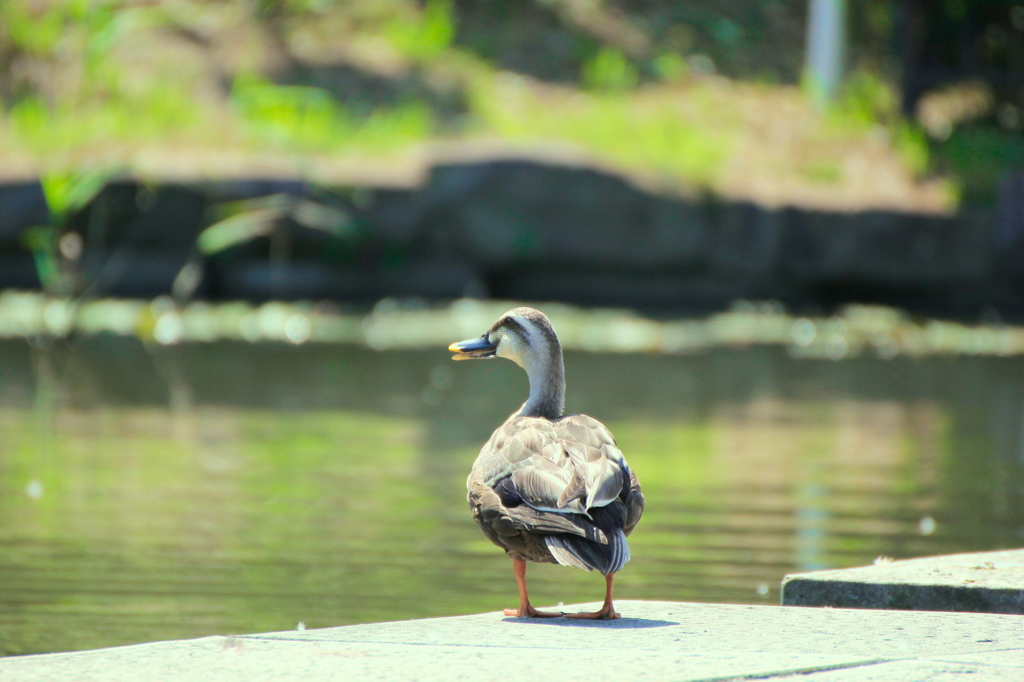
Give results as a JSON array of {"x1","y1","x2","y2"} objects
[{"x1": 449, "y1": 334, "x2": 497, "y2": 360}]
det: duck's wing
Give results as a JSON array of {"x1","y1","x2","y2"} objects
[
  {"x1": 470, "y1": 414, "x2": 644, "y2": 575},
  {"x1": 472, "y1": 413, "x2": 640, "y2": 527},
  {"x1": 543, "y1": 414, "x2": 644, "y2": 574},
  {"x1": 468, "y1": 468, "x2": 608, "y2": 544},
  {"x1": 468, "y1": 413, "x2": 602, "y2": 540},
  {"x1": 477, "y1": 417, "x2": 592, "y2": 517},
  {"x1": 552, "y1": 414, "x2": 632, "y2": 511}
]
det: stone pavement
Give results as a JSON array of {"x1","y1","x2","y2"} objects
[
  {"x1": 783, "y1": 549, "x2": 1024, "y2": 614},
  {"x1": 0, "y1": 600, "x2": 1021, "y2": 681}
]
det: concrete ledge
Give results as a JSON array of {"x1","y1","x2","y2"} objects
[
  {"x1": 782, "y1": 549, "x2": 1024, "y2": 614},
  {"x1": 1, "y1": 600, "x2": 1022, "y2": 681}
]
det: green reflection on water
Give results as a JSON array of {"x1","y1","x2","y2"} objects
[
  {"x1": 0, "y1": 339, "x2": 1022, "y2": 656},
  {"x1": 1, "y1": 407, "x2": 480, "y2": 655}
]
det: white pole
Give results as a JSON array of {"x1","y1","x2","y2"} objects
[{"x1": 805, "y1": 0, "x2": 847, "y2": 107}]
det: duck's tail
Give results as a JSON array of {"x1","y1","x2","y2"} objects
[{"x1": 544, "y1": 504, "x2": 630, "y2": 575}]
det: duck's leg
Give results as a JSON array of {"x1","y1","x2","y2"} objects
[
  {"x1": 503, "y1": 558, "x2": 563, "y2": 618},
  {"x1": 565, "y1": 572, "x2": 620, "y2": 620}
]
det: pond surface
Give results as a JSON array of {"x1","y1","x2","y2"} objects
[{"x1": 1, "y1": 336, "x2": 1023, "y2": 655}]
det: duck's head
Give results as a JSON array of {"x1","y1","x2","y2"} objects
[
  {"x1": 449, "y1": 307, "x2": 560, "y2": 371},
  {"x1": 450, "y1": 307, "x2": 565, "y2": 418}
]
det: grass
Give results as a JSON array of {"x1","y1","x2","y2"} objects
[
  {"x1": 231, "y1": 74, "x2": 434, "y2": 153},
  {"x1": 5, "y1": 76, "x2": 434, "y2": 159},
  {"x1": 0, "y1": 0, "x2": 958, "y2": 212},
  {"x1": 0, "y1": 1, "x2": 439, "y2": 176},
  {"x1": 468, "y1": 72, "x2": 733, "y2": 188}
]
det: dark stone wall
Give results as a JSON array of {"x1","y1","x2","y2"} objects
[{"x1": 0, "y1": 161, "x2": 1019, "y2": 321}]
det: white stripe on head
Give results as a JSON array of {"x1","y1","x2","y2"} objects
[
  {"x1": 495, "y1": 315, "x2": 552, "y2": 369},
  {"x1": 511, "y1": 314, "x2": 543, "y2": 350}
]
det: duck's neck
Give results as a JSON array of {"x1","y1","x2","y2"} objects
[{"x1": 517, "y1": 345, "x2": 565, "y2": 420}]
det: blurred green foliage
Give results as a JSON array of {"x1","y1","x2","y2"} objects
[
  {"x1": 469, "y1": 70, "x2": 730, "y2": 186},
  {"x1": 830, "y1": 72, "x2": 931, "y2": 177},
  {"x1": 0, "y1": 0, "x2": 438, "y2": 160},
  {"x1": 651, "y1": 53, "x2": 689, "y2": 83},
  {"x1": 386, "y1": 0, "x2": 455, "y2": 61},
  {"x1": 935, "y1": 126, "x2": 1024, "y2": 203},
  {"x1": 0, "y1": 0, "x2": 990, "y2": 208},
  {"x1": 19, "y1": 169, "x2": 112, "y2": 293},
  {"x1": 231, "y1": 73, "x2": 433, "y2": 152},
  {"x1": 582, "y1": 48, "x2": 639, "y2": 92}
]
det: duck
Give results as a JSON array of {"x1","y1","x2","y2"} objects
[{"x1": 449, "y1": 306, "x2": 644, "y2": 619}]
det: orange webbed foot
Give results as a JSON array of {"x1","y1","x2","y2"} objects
[
  {"x1": 503, "y1": 604, "x2": 563, "y2": 618},
  {"x1": 564, "y1": 603, "x2": 620, "y2": 620}
]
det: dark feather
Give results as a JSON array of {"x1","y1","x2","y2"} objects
[
  {"x1": 492, "y1": 476, "x2": 523, "y2": 507},
  {"x1": 544, "y1": 504, "x2": 631, "y2": 575}
]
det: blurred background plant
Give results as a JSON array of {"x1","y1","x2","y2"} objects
[
  {"x1": 6, "y1": 0, "x2": 1018, "y2": 208},
  {"x1": 20, "y1": 169, "x2": 111, "y2": 295}
]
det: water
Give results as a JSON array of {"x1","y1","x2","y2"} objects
[{"x1": 1, "y1": 336, "x2": 1023, "y2": 656}]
